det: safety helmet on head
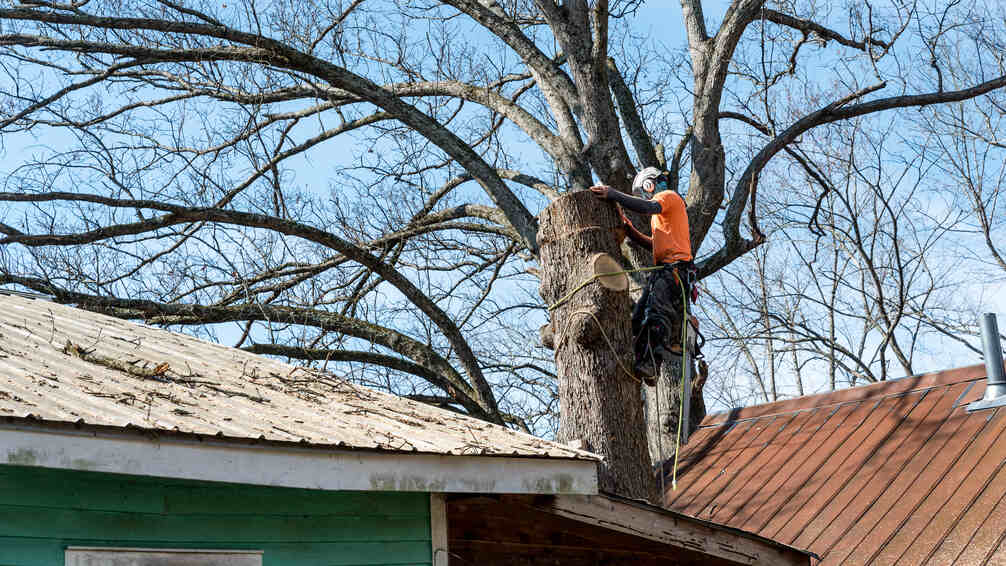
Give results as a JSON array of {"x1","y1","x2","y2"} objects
[{"x1": 632, "y1": 167, "x2": 671, "y2": 199}]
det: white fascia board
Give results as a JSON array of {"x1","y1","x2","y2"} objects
[
  {"x1": 0, "y1": 423, "x2": 598, "y2": 495},
  {"x1": 430, "y1": 494, "x2": 449, "y2": 566}
]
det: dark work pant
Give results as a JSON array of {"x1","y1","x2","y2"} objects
[{"x1": 632, "y1": 263, "x2": 691, "y2": 364}]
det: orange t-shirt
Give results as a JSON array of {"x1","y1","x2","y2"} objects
[{"x1": 651, "y1": 191, "x2": 692, "y2": 264}]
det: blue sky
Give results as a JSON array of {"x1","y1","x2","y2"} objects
[{"x1": 0, "y1": 0, "x2": 1003, "y2": 421}]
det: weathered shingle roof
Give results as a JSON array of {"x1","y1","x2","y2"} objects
[
  {"x1": 665, "y1": 364, "x2": 1006, "y2": 565},
  {"x1": 0, "y1": 293, "x2": 596, "y2": 460}
]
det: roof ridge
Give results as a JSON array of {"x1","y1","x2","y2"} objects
[{"x1": 701, "y1": 364, "x2": 988, "y2": 426}]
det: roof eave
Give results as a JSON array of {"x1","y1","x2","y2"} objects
[
  {"x1": 0, "y1": 418, "x2": 599, "y2": 496},
  {"x1": 543, "y1": 492, "x2": 815, "y2": 565}
]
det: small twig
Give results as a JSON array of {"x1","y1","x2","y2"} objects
[
  {"x1": 826, "y1": 82, "x2": 887, "y2": 112},
  {"x1": 62, "y1": 340, "x2": 171, "y2": 381},
  {"x1": 46, "y1": 309, "x2": 56, "y2": 344},
  {"x1": 203, "y1": 384, "x2": 269, "y2": 403}
]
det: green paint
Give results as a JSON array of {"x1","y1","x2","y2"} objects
[
  {"x1": 67, "y1": 458, "x2": 98, "y2": 471},
  {"x1": 369, "y1": 474, "x2": 449, "y2": 492},
  {"x1": 5, "y1": 448, "x2": 38, "y2": 466},
  {"x1": 0, "y1": 466, "x2": 432, "y2": 566},
  {"x1": 522, "y1": 473, "x2": 576, "y2": 493},
  {"x1": 555, "y1": 473, "x2": 575, "y2": 493},
  {"x1": 369, "y1": 473, "x2": 400, "y2": 491}
]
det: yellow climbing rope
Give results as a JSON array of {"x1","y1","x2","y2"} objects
[
  {"x1": 547, "y1": 265, "x2": 664, "y2": 312},
  {"x1": 547, "y1": 263, "x2": 694, "y2": 492},
  {"x1": 553, "y1": 308, "x2": 641, "y2": 384},
  {"x1": 672, "y1": 274, "x2": 689, "y2": 491}
]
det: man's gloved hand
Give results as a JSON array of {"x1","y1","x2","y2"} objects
[
  {"x1": 589, "y1": 184, "x2": 611, "y2": 199},
  {"x1": 592, "y1": 185, "x2": 634, "y2": 228}
]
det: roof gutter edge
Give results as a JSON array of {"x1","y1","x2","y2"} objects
[{"x1": 0, "y1": 419, "x2": 599, "y2": 496}]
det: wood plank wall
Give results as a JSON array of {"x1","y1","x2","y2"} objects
[{"x1": 0, "y1": 465, "x2": 432, "y2": 566}]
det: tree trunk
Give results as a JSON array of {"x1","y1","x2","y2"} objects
[
  {"x1": 538, "y1": 190, "x2": 657, "y2": 503},
  {"x1": 644, "y1": 352, "x2": 707, "y2": 471}
]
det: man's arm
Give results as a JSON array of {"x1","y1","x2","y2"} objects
[
  {"x1": 590, "y1": 184, "x2": 660, "y2": 250},
  {"x1": 619, "y1": 207, "x2": 653, "y2": 250},
  {"x1": 590, "y1": 185, "x2": 662, "y2": 215}
]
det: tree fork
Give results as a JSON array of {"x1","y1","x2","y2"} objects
[{"x1": 538, "y1": 189, "x2": 657, "y2": 503}]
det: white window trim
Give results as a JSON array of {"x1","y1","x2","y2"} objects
[{"x1": 65, "y1": 547, "x2": 263, "y2": 566}]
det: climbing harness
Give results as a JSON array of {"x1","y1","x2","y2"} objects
[
  {"x1": 633, "y1": 262, "x2": 697, "y2": 373},
  {"x1": 547, "y1": 259, "x2": 702, "y2": 493},
  {"x1": 645, "y1": 264, "x2": 696, "y2": 492}
]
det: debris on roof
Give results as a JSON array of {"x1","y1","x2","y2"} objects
[{"x1": 0, "y1": 294, "x2": 597, "y2": 461}]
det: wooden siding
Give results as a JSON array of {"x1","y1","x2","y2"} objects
[
  {"x1": 448, "y1": 494, "x2": 811, "y2": 565},
  {"x1": 0, "y1": 465, "x2": 432, "y2": 566}
]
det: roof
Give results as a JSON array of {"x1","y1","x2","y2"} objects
[
  {"x1": 665, "y1": 363, "x2": 1006, "y2": 565},
  {"x1": 448, "y1": 492, "x2": 813, "y2": 566},
  {"x1": 0, "y1": 292, "x2": 595, "y2": 461}
]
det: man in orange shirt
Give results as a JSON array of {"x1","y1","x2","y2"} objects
[{"x1": 590, "y1": 167, "x2": 695, "y2": 382}]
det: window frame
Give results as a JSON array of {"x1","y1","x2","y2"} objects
[{"x1": 64, "y1": 547, "x2": 264, "y2": 566}]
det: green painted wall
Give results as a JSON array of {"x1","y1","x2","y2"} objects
[{"x1": 0, "y1": 465, "x2": 432, "y2": 566}]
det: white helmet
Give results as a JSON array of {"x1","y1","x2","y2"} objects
[{"x1": 632, "y1": 167, "x2": 670, "y2": 198}]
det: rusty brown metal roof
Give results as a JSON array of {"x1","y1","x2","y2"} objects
[
  {"x1": 665, "y1": 364, "x2": 1006, "y2": 565},
  {"x1": 0, "y1": 293, "x2": 597, "y2": 460}
]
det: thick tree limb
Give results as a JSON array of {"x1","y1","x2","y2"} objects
[
  {"x1": 0, "y1": 193, "x2": 504, "y2": 423},
  {"x1": 607, "y1": 57, "x2": 658, "y2": 168},
  {"x1": 683, "y1": 0, "x2": 768, "y2": 250},
  {"x1": 680, "y1": 0, "x2": 709, "y2": 48},
  {"x1": 759, "y1": 8, "x2": 891, "y2": 51},
  {"x1": 538, "y1": 0, "x2": 633, "y2": 188},
  {"x1": 700, "y1": 75, "x2": 1006, "y2": 277},
  {"x1": 0, "y1": 7, "x2": 540, "y2": 255}
]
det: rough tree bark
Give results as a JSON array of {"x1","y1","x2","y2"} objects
[
  {"x1": 645, "y1": 353, "x2": 707, "y2": 470},
  {"x1": 538, "y1": 190, "x2": 657, "y2": 503}
]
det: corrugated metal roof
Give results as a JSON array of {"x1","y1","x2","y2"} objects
[
  {"x1": 0, "y1": 293, "x2": 597, "y2": 460},
  {"x1": 665, "y1": 364, "x2": 1006, "y2": 565}
]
